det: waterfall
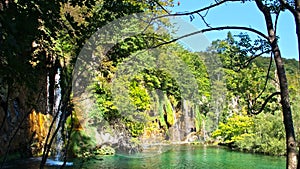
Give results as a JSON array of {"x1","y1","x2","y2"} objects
[
  {"x1": 53, "y1": 68, "x2": 63, "y2": 161},
  {"x1": 41, "y1": 67, "x2": 73, "y2": 167},
  {"x1": 183, "y1": 100, "x2": 189, "y2": 137},
  {"x1": 182, "y1": 100, "x2": 195, "y2": 141},
  {"x1": 173, "y1": 110, "x2": 181, "y2": 142},
  {"x1": 46, "y1": 68, "x2": 64, "y2": 161}
]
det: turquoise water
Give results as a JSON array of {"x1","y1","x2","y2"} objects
[
  {"x1": 3, "y1": 145, "x2": 285, "y2": 169},
  {"x1": 77, "y1": 145, "x2": 285, "y2": 169}
]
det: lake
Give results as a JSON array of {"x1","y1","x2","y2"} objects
[{"x1": 3, "y1": 145, "x2": 285, "y2": 169}]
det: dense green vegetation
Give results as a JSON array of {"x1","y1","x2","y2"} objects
[
  {"x1": 1, "y1": 1, "x2": 300, "y2": 167},
  {"x1": 88, "y1": 30, "x2": 299, "y2": 156},
  {"x1": 209, "y1": 33, "x2": 299, "y2": 156}
]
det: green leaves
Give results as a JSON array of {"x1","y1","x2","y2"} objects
[
  {"x1": 129, "y1": 80, "x2": 151, "y2": 111},
  {"x1": 212, "y1": 114, "x2": 254, "y2": 144}
]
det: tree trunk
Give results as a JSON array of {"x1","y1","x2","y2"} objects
[
  {"x1": 273, "y1": 43, "x2": 298, "y2": 169},
  {"x1": 290, "y1": 1, "x2": 300, "y2": 168},
  {"x1": 295, "y1": 11, "x2": 300, "y2": 169},
  {"x1": 255, "y1": 0, "x2": 297, "y2": 168}
]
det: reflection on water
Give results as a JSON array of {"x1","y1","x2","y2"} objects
[{"x1": 3, "y1": 146, "x2": 285, "y2": 169}]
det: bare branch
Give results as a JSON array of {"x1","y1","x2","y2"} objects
[
  {"x1": 196, "y1": 12, "x2": 212, "y2": 28},
  {"x1": 154, "y1": 0, "x2": 240, "y2": 19},
  {"x1": 153, "y1": 0, "x2": 170, "y2": 14},
  {"x1": 150, "y1": 26, "x2": 269, "y2": 49}
]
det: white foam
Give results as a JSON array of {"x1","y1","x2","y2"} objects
[{"x1": 45, "y1": 159, "x2": 73, "y2": 166}]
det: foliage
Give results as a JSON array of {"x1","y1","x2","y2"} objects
[
  {"x1": 209, "y1": 32, "x2": 287, "y2": 155},
  {"x1": 3, "y1": 0, "x2": 300, "y2": 161},
  {"x1": 129, "y1": 80, "x2": 151, "y2": 111},
  {"x1": 124, "y1": 119, "x2": 145, "y2": 137},
  {"x1": 236, "y1": 112, "x2": 286, "y2": 155},
  {"x1": 212, "y1": 114, "x2": 254, "y2": 144}
]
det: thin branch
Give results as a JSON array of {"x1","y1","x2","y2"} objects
[
  {"x1": 40, "y1": 96, "x2": 63, "y2": 168},
  {"x1": 256, "y1": 52, "x2": 274, "y2": 100},
  {"x1": 202, "y1": 8, "x2": 210, "y2": 17},
  {"x1": 154, "y1": 0, "x2": 237, "y2": 19},
  {"x1": 249, "y1": 91, "x2": 281, "y2": 115},
  {"x1": 196, "y1": 12, "x2": 212, "y2": 28},
  {"x1": 236, "y1": 49, "x2": 272, "y2": 69},
  {"x1": 150, "y1": 26, "x2": 269, "y2": 49},
  {"x1": 153, "y1": 0, "x2": 170, "y2": 14},
  {"x1": 60, "y1": 107, "x2": 73, "y2": 169}
]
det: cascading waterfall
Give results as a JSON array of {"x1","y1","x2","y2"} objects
[
  {"x1": 182, "y1": 99, "x2": 196, "y2": 142},
  {"x1": 183, "y1": 100, "x2": 190, "y2": 137},
  {"x1": 44, "y1": 68, "x2": 73, "y2": 166},
  {"x1": 173, "y1": 108, "x2": 181, "y2": 142},
  {"x1": 53, "y1": 68, "x2": 63, "y2": 161}
]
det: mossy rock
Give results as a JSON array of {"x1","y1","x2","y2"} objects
[{"x1": 93, "y1": 145, "x2": 115, "y2": 156}]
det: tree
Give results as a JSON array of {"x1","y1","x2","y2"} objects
[{"x1": 154, "y1": 0, "x2": 298, "y2": 168}]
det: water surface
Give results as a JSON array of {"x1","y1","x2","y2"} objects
[
  {"x1": 3, "y1": 145, "x2": 285, "y2": 169},
  {"x1": 77, "y1": 145, "x2": 285, "y2": 169}
]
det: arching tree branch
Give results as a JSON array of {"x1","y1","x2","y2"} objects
[
  {"x1": 234, "y1": 49, "x2": 272, "y2": 71},
  {"x1": 248, "y1": 91, "x2": 281, "y2": 115},
  {"x1": 151, "y1": 26, "x2": 269, "y2": 49},
  {"x1": 256, "y1": 52, "x2": 274, "y2": 99}
]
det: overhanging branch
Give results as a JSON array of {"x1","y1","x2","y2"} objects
[{"x1": 150, "y1": 26, "x2": 269, "y2": 49}]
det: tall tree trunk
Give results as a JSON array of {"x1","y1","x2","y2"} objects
[
  {"x1": 273, "y1": 43, "x2": 298, "y2": 169},
  {"x1": 255, "y1": 0, "x2": 297, "y2": 168},
  {"x1": 295, "y1": 10, "x2": 300, "y2": 169}
]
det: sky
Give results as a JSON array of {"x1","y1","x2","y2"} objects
[{"x1": 167, "y1": 0, "x2": 298, "y2": 60}]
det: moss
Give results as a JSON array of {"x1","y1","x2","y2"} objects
[
  {"x1": 125, "y1": 119, "x2": 145, "y2": 137},
  {"x1": 194, "y1": 105, "x2": 203, "y2": 132},
  {"x1": 93, "y1": 145, "x2": 115, "y2": 156},
  {"x1": 165, "y1": 95, "x2": 175, "y2": 126},
  {"x1": 68, "y1": 130, "x2": 96, "y2": 157},
  {"x1": 158, "y1": 94, "x2": 167, "y2": 129}
]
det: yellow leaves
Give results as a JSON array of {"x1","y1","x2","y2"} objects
[{"x1": 212, "y1": 114, "x2": 254, "y2": 144}]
